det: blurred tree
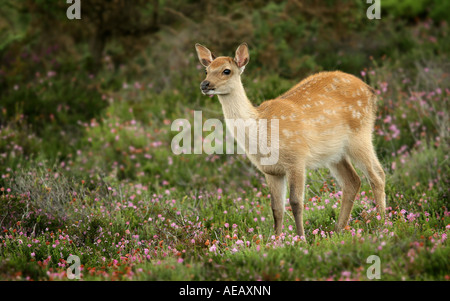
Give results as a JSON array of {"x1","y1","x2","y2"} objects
[
  {"x1": 0, "y1": 0, "x2": 180, "y2": 73},
  {"x1": 81, "y1": 0, "x2": 161, "y2": 72}
]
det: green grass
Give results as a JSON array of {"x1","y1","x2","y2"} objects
[
  {"x1": 0, "y1": 16, "x2": 449, "y2": 281},
  {"x1": 1, "y1": 167, "x2": 448, "y2": 281}
]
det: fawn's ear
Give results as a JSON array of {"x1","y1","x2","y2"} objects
[
  {"x1": 234, "y1": 43, "x2": 249, "y2": 72},
  {"x1": 195, "y1": 43, "x2": 215, "y2": 67}
]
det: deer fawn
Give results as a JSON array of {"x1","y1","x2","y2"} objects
[{"x1": 195, "y1": 43, "x2": 386, "y2": 238}]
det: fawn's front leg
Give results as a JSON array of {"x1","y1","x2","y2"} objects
[
  {"x1": 265, "y1": 174, "x2": 286, "y2": 236},
  {"x1": 288, "y1": 168, "x2": 306, "y2": 238}
]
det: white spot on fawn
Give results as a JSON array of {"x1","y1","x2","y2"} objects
[{"x1": 282, "y1": 129, "x2": 293, "y2": 137}]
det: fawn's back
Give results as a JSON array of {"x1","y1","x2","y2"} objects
[{"x1": 257, "y1": 71, "x2": 377, "y2": 170}]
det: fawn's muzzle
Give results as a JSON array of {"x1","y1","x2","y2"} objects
[{"x1": 201, "y1": 80, "x2": 212, "y2": 92}]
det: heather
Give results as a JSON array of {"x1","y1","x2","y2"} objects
[{"x1": 0, "y1": 1, "x2": 449, "y2": 280}]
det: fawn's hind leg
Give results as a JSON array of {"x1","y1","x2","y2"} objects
[
  {"x1": 329, "y1": 157, "x2": 361, "y2": 231},
  {"x1": 350, "y1": 143, "x2": 386, "y2": 217}
]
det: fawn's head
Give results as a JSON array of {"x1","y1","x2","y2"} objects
[{"x1": 195, "y1": 43, "x2": 250, "y2": 96}]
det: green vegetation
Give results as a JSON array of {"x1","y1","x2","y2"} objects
[{"x1": 0, "y1": 0, "x2": 448, "y2": 280}]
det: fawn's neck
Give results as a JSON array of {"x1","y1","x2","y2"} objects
[
  {"x1": 217, "y1": 80, "x2": 262, "y2": 163},
  {"x1": 217, "y1": 80, "x2": 258, "y2": 121}
]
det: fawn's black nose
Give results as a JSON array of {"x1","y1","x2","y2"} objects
[{"x1": 201, "y1": 81, "x2": 210, "y2": 91}]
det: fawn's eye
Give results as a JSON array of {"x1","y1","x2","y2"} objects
[
  {"x1": 223, "y1": 69, "x2": 231, "y2": 75},
  {"x1": 205, "y1": 70, "x2": 207, "y2": 75}
]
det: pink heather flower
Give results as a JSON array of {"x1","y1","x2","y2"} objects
[
  {"x1": 224, "y1": 223, "x2": 229, "y2": 228},
  {"x1": 407, "y1": 213, "x2": 416, "y2": 221},
  {"x1": 342, "y1": 271, "x2": 351, "y2": 278},
  {"x1": 177, "y1": 258, "x2": 184, "y2": 263},
  {"x1": 312, "y1": 229, "x2": 319, "y2": 235},
  {"x1": 31, "y1": 253, "x2": 35, "y2": 257}
]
